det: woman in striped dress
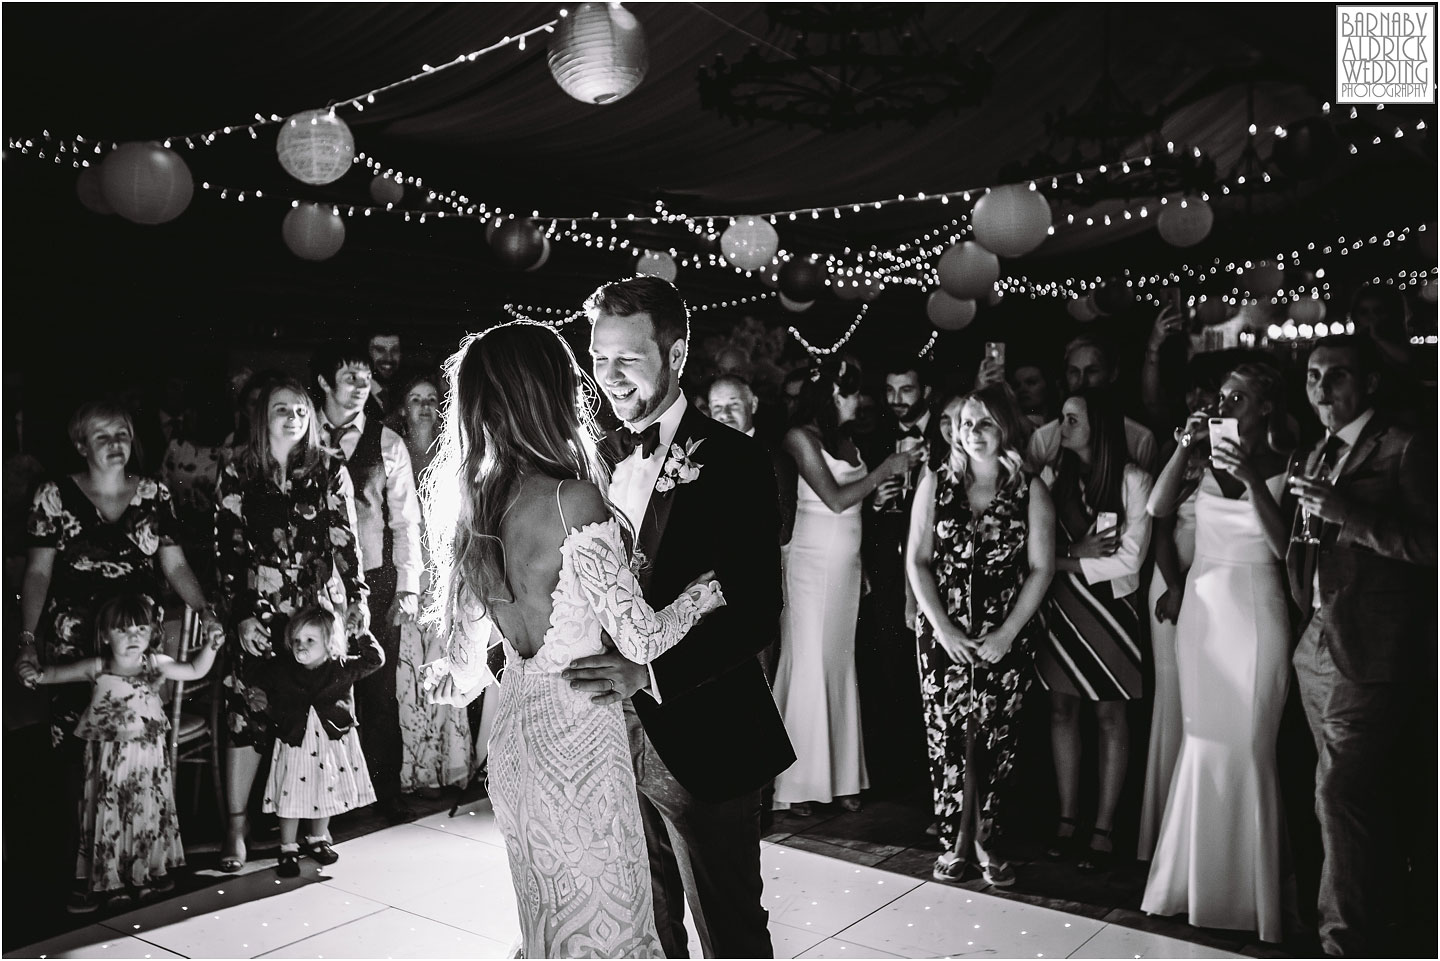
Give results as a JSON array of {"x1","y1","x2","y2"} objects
[{"x1": 1036, "y1": 389, "x2": 1153, "y2": 872}]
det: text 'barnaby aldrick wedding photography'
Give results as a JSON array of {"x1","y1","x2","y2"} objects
[{"x1": 1337, "y1": 5, "x2": 1436, "y2": 104}]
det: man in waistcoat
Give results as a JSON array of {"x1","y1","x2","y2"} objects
[{"x1": 311, "y1": 341, "x2": 424, "y2": 823}]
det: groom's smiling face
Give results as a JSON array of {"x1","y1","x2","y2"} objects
[{"x1": 591, "y1": 310, "x2": 681, "y2": 427}]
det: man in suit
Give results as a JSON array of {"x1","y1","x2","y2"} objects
[
  {"x1": 856, "y1": 360, "x2": 941, "y2": 799},
  {"x1": 565, "y1": 276, "x2": 796, "y2": 959},
  {"x1": 1285, "y1": 335, "x2": 1436, "y2": 956},
  {"x1": 365, "y1": 329, "x2": 404, "y2": 424}
]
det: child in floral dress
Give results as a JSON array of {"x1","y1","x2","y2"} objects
[{"x1": 19, "y1": 592, "x2": 223, "y2": 912}]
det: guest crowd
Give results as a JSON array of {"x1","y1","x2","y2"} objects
[{"x1": 5, "y1": 282, "x2": 1434, "y2": 957}]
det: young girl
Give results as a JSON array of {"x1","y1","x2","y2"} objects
[
  {"x1": 19, "y1": 592, "x2": 223, "y2": 912},
  {"x1": 251, "y1": 604, "x2": 383, "y2": 877}
]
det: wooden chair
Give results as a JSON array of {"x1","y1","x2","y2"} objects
[{"x1": 166, "y1": 607, "x2": 226, "y2": 827}]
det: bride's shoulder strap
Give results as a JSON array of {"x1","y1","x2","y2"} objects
[{"x1": 555, "y1": 479, "x2": 569, "y2": 534}]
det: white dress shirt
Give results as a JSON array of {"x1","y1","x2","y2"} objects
[
  {"x1": 607, "y1": 391, "x2": 689, "y2": 703},
  {"x1": 1026, "y1": 415, "x2": 1159, "y2": 476}
]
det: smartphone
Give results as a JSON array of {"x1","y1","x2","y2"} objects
[
  {"x1": 985, "y1": 341, "x2": 1006, "y2": 369},
  {"x1": 1095, "y1": 511, "x2": 1119, "y2": 536},
  {"x1": 1208, "y1": 417, "x2": 1240, "y2": 467}
]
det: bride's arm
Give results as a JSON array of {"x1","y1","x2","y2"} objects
[
  {"x1": 563, "y1": 482, "x2": 725, "y2": 665},
  {"x1": 420, "y1": 602, "x2": 500, "y2": 706}
]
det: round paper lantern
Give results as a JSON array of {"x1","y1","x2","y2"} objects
[
  {"x1": 1272, "y1": 117, "x2": 1341, "y2": 179},
  {"x1": 986, "y1": 288, "x2": 1004, "y2": 307},
  {"x1": 1157, "y1": 197, "x2": 1213, "y2": 248},
  {"x1": 927, "y1": 290, "x2": 977, "y2": 330},
  {"x1": 1289, "y1": 297, "x2": 1326, "y2": 325},
  {"x1": 548, "y1": 2, "x2": 648, "y2": 105},
  {"x1": 1066, "y1": 295, "x2": 1100, "y2": 322},
  {"x1": 720, "y1": 216, "x2": 779, "y2": 271},
  {"x1": 778, "y1": 293, "x2": 813, "y2": 313},
  {"x1": 492, "y1": 219, "x2": 547, "y2": 270},
  {"x1": 99, "y1": 142, "x2": 193, "y2": 225},
  {"x1": 369, "y1": 175, "x2": 404, "y2": 205},
  {"x1": 833, "y1": 275, "x2": 864, "y2": 301},
  {"x1": 636, "y1": 249, "x2": 677, "y2": 282},
  {"x1": 971, "y1": 184, "x2": 1052, "y2": 257},
  {"x1": 76, "y1": 167, "x2": 113, "y2": 215},
  {"x1": 1244, "y1": 262, "x2": 1286, "y2": 299},
  {"x1": 937, "y1": 242, "x2": 1000, "y2": 299},
  {"x1": 524, "y1": 237, "x2": 554, "y2": 273},
  {"x1": 276, "y1": 109, "x2": 355, "y2": 186},
  {"x1": 1196, "y1": 295, "x2": 1232, "y2": 327},
  {"x1": 1420, "y1": 283, "x2": 1438, "y2": 305},
  {"x1": 779, "y1": 256, "x2": 826, "y2": 300},
  {"x1": 282, "y1": 203, "x2": 346, "y2": 261},
  {"x1": 1093, "y1": 282, "x2": 1135, "y2": 316}
]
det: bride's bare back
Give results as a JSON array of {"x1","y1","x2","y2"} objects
[{"x1": 489, "y1": 475, "x2": 605, "y2": 658}]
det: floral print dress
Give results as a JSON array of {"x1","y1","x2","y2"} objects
[
  {"x1": 74, "y1": 656, "x2": 185, "y2": 892},
  {"x1": 915, "y1": 465, "x2": 1042, "y2": 851},
  {"x1": 214, "y1": 457, "x2": 367, "y2": 748},
  {"x1": 26, "y1": 476, "x2": 177, "y2": 752}
]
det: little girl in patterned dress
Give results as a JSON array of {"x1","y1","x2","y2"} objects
[
  {"x1": 19, "y1": 592, "x2": 223, "y2": 912},
  {"x1": 251, "y1": 604, "x2": 383, "y2": 877}
]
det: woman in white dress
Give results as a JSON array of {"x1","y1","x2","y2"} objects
[
  {"x1": 772, "y1": 359, "x2": 923, "y2": 816},
  {"x1": 1141, "y1": 362, "x2": 1293, "y2": 943},
  {"x1": 419, "y1": 322, "x2": 725, "y2": 959}
]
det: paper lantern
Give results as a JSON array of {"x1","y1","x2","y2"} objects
[
  {"x1": 636, "y1": 249, "x2": 677, "y2": 281},
  {"x1": 937, "y1": 242, "x2": 999, "y2": 299},
  {"x1": 986, "y1": 288, "x2": 1004, "y2": 307},
  {"x1": 1066, "y1": 295, "x2": 1100, "y2": 322},
  {"x1": 1289, "y1": 297, "x2": 1326, "y2": 325},
  {"x1": 971, "y1": 185, "x2": 1052, "y2": 257},
  {"x1": 778, "y1": 293, "x2": 813, "y2": 313},
  {"x1": 276, "y1": 109, "x2": 355, "y2": 186},
  {"x1": 491, "y1": 220, "x2": 547, "y2": 270},
  {"x1": 99, "y1": 142, "x2": 193, "y2": 225},
  {"x1": 1420, "y1": 283, "x2": 1438, "y2": 305},
  {"x1": 1093, "y1": 283, "x2": 1134, "y2": 315},
  {"x1": 1272, "y1": 117, "x2": 1341, "y2": 179},
  {"x1": 1244, "y1": 262, "x2": 1286, "y2": 299},
  {"x1": 369, "y1": 175, "x2": 404, "y2": 205},
  {"x1": 927, "y1": 290, "x2": 977, "y2": 330},
  {"x1": 282, "y1": 203, "x2": 345, "y2": 261},
  {"x1": 833, "y1": 275, "x2": 863, "y2": 301},
  {"x1": 720, "y1": 216, "x2": 779, "y2": 271},
  {"x1": 1157, "y1": 197, "x2": 1213, "y2": 248},
  {"x1": 548, "y1": 3, "x2": 648, "y2": 105},
  {"x1": 1195, "y1": 296, "x2": 1232, "y2": 327},
  {"x1": 780, "y1": 256, "x2": 826, "y2": 300},
  {"x1": 76, "y1": 167, "x2": 113, "y2": 215},
  {"x1": 525, "y1": 237, "x2": 554, "y2": 272}
]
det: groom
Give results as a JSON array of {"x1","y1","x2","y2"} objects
[{"x1": 565, "y1": 275, "x2": 795, "y2": 958}]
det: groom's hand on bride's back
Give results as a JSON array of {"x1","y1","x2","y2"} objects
[{"x1": 564, "y1": 650, "x2": 648, "y2": 705}]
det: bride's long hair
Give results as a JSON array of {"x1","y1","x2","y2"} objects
[{"x1": 421, "y1": 321, "x2": 619, "y2": 636}]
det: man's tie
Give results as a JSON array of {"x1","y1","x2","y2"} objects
[
  {"x1": 1317, "y1": 432, "x2": 1346, "y2": 477},
  {"x1": 1299, "y1": 433, "x2": 1348, "y2": 610},
  {"x1": 327, "y1": 423, "x2": 356, "y2": 459},
  {"x1": 616, "y1": 422, "x2": 663, "y2": 460}
]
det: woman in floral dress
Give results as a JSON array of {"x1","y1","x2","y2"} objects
[
  {"x1": 394, "y1": 373, "x2": 473, "y2": 795},
  {"x1": 214, "y1": 376, "x2": 369, "y2": 871},
  {"x1": 907, "y1": 386, "x2": 1055, "y2": 887}
]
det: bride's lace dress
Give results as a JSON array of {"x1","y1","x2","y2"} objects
[{"x1": 424, "y1": 515, "x2": 723, "y2": 959}]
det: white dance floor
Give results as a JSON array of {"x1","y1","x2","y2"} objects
[{"x1": 10, "y1": 799, "x2": 1240, "y2": 959}]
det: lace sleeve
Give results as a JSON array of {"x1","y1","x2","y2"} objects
[
  {"x1": 418, "y1": 604, "x2": 499, "y2": 707},
  {"x1": 569, "y1": 520, "x2": 725, "y2": 665}
]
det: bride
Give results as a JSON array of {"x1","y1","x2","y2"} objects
[{"x1": 419, "y1": 321, "x2": 725, "y2": 958}]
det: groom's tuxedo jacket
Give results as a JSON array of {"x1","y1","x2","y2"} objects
[
  {"x1": 609, "y1": 404, "x2": 797, "y2": 801},
  {"x1": 1283, "y1": 410, "x2": 1436, "y2": 682}
]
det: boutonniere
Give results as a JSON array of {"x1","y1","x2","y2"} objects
[{"x1": 655, "y1": 438, "x2": 705, "y2": 493}]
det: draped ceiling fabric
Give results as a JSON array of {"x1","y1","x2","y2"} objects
[{"x1": 2, "y1": 3, "x2": 1434, "y2": 345}]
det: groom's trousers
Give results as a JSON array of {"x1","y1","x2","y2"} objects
[{"x1": 625, "y1": 700, "x2": 773, "y2": 959}]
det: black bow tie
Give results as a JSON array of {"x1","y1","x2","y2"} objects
[
  {"x1": 900, "y1": 425, "x2": 924, "y2": 440},
  {"x1": 616, "y1": 422, "x2": 663, "y2": 460}
]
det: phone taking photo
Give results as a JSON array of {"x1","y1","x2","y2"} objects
[
  {"x1": 1095, "y1": 511, "x2": 1119, "y2": 536},
  {"x1": 985, "y1": 341, "x2": 1006, "y2": 369},
  {"x1": 1208, "y1": 417, "x2": 1240, "y2": 467}
]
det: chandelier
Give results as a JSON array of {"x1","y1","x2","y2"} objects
[{"x1": 697, "y1": 4, "x2": 992, "y2": 131}]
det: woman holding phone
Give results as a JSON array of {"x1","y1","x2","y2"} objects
[
  {"x1": 1140, "y1": 362, "x2": 1292, "y2": 943},
  {"x1": 1034, "y1": 388, "x2": 1152, "y2": 873}
]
